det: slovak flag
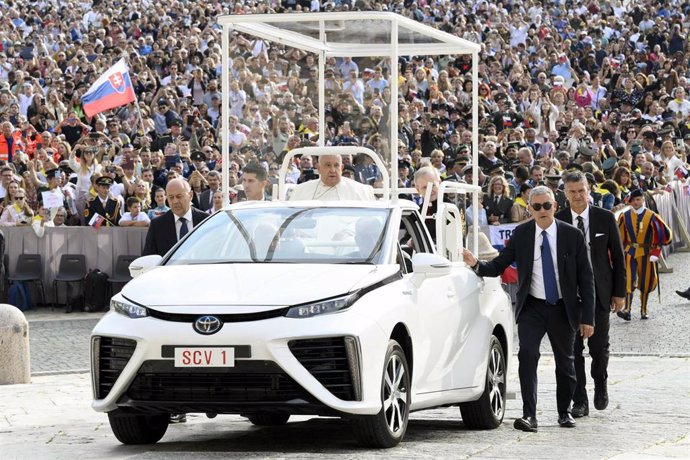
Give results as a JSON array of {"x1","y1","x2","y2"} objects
[{"x1": 81, "y1": 58, "x2": 136, "y2": 118}]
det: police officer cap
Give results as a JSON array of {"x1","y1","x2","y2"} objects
[
  {"x1": 190, "y1": 151, "x2": 206, "y2": 162},
  {"x1": 169, "y1": 119, "x2": 182, "y2": 127},
  {"x1": 629, "y1": 188, "x2": 644, "y2": 199},
  {"x1": 578, "y1": 143, "x2": 596, "y2": 157},
  {"x1": 398, "y1": 160, "x2": 411, "y2": 170},
  {"x1": 584, "y1": 172, "x2": 596, "y2": 185},
  {"x1": 462, "y1": 164, "x2": 474, "y2": 174},
  {"x1": 487, "y1": 163, "x2": 505, "y2": 174},
  {"x1": 602, "y1": 157, "x2": 618, "y2": 172},
  {"x1": 96, "y1": 176, "x2": 114, "y2": 187},
  {"x1": 545, "y1": 174, "x2": 562, "y2": 182},
  {"x1": 454, "y1": 156, "x2": 470, "y2": 165},
  {"x1": 566, "y1": 162, "x2": 584, "y2": 171},
  {"x1": 44, "y1": 168, "x2": 60, "y2": 180}
]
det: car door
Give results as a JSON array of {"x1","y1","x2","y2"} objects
[{"x1": 400, "y1": 211, "x2": 461, "y2": 396}]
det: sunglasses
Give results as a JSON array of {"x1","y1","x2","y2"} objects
[
  {"x1": 15, "y1": 196, "x2": 25, "y2": 200},
  {"x1": 531, "y1": 202, "x2": 553, "y2": 211}
]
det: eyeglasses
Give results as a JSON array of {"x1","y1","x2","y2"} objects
[
  {"x1": 531, "y1": 202, "x2": 553, "y2": 211},
  {"x1": 55, "y1": 214, "x2": 66, "y2": 218}
]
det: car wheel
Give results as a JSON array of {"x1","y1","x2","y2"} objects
[
  {"x1": 352, "y1": 339, "x2": 410, "y2": 448},
  {"x1": 246, "y1": 413, "x2": 291, "y2": 426},
  {"x1": 459, "y1": 336, "x2": 506, "y2": 429},
  {"x1": 107, "y1": 410, "x2": 169, "y2": 444}
]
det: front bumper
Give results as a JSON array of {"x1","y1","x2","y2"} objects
[{"x1": 91, "y1": 309, "x2": 388, "y2": 416}]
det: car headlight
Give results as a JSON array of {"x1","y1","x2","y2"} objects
[
  {"x1": 285, "y1": 293, "x2": 357, "y2": 319},
  {"x1": 111, "y1": 298, "x2": 148, "y2": 319}
]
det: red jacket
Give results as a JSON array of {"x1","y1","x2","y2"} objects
[{"x1": 0, "y1": 130, "x2": 24, "y2": 162}]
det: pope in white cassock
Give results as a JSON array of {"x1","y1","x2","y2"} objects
[{"x1": 288, "y1": 154, "x2": 376, "y2": 201}]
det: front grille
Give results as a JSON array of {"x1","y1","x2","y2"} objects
[
  {"x1": 126, "y1": 360, "x2": 313, "y2": 403},
  {"x1": 147, "y1": 307, "x2": 288, "y2": 323},
  {"x1": 96, "y1": 337, "x2": 137, "y2": 399},
  {"x1": 289, "y1": 337, "x2": 355, "y2": 401}
]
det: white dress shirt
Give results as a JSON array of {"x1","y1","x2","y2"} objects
[
  {"x1": 530, "y1": 220, "x2": 562, "y2": 301},
  {"x1": 570, "y1": 205, "x2": 590, "y2": 246},
  {"x1": 175, "y1": 209, "x2": 194, "y2": 240}
]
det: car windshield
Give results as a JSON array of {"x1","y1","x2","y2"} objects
[{"x1": 166, "y1": 206, "x2": 391, "y2": 265}]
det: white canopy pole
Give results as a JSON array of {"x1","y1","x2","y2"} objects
[
  {"x1": 389, "y1": 19, "x2": 399, "y2": 202},
  {"x1": 221, "y1": 25, "x2": 230, "y2": 207},
  {"x1": 471, "y1": 51, "x2": 479, "y2": 254},
  {"x1": 318, "y1": 20, "x2": 326, "y2": 147}
]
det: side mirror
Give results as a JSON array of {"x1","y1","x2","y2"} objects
[
  {"x1": 129, "y1": 255, "x2": 163, "y2": 279},
  {"x1": 410, "y1": 253, "x2": 451, "y2": 287}
]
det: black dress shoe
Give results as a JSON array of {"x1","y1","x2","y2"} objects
[
  {"x1": 617, "y1": 311, "x2": 631, "y2": 321},
  {"x1": 513, "y1": 416, "x2": 538, "y2": 432},
  {"x1": 594, "y1": 381, "x2": 609, "y2": 410},
  {"x1": 571, "y1": 402, "x2": 589, "y2": 418},
  {"x1": 677, "y1": 289, "x2": 690, "y2": 301},
  {"x1": 558, "y1": 413, "x2": 576, "y2": 428},
  {"x1": 641, "y1": 314, "x2": 649, "y2": 320}
]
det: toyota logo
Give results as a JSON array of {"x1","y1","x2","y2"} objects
[{"x1": 193, "y1": 316, "x2": 223, "y2": 335}]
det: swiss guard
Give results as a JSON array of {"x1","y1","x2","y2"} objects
[
  {"x1": 84, "y1": 176, "x2": 121, "y2": 227},
  {"x1": 617, "y1": 188, "x2": 672, "y2": 320}
]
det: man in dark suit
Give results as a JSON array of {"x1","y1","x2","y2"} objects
[
  {"x1": 198, "y1": 170, "x2": 221, "y2": 211},
  {"x1": 463, "y1": 186, "x2": 595, "y2": 432},
  {"x1": 556, "y1": 172, "x2": 626, "y2": 418},
  {"x1": 143, "y1": 178, "x2": 207, "y2": 257}
]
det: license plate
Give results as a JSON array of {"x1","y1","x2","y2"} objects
[{"x1": 174, "y1": 347, "x2": 235, "y2": 367}]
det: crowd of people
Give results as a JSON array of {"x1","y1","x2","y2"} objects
[{"x1": 0, "y1": 0, "x2": 689, "y2": 234}]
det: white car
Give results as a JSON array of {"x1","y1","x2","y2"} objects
[{"x1": 91, "y1": 199, "x2": 513, "y2": 448}]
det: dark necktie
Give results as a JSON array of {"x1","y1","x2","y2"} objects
[
  {"x1": 541, "y1": 230, "x2": 559, "y2": 305},
  {"x1": 577, "y1": 216, "x2": 586, "y2": 238},
  {"x1": 179, "y1": 217, "x2": 189, "y2": 240}
]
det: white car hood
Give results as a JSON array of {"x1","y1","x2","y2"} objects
[{"x1": 122, "y1": 264, "x2": 398, "y2": 311}]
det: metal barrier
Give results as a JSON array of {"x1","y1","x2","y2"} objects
[{"x1": 3, "y1": 227, "x2": 147, "y2": 303}]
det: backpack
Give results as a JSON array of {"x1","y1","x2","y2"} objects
[
  {"x1": 84, "y1": 269, "x2": 110, "y2": 311},
  {"x1": 8, "y1": 281, "x2": 32, "y2": 311}
]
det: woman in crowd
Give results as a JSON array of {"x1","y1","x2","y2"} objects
[
  {"x1": 482, "y1": 175, "x2": 513, "y2": 225},
  {"x1": 612, "y1": 166, "x2": 633, "y2": 197},
  {"x1": 69, "y1": 144, "x2": 101, "y2": 224},
  {"x1": 0, "y1": 187, "x2": 34, "y2": 226}
]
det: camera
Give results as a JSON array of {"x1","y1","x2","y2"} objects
[{"x1": 302, "y1": 169, "x2": 318, "y2": 181}]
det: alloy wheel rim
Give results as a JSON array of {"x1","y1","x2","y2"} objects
[
  {"x1": 488, "y1": 346, "x2": 505, "y2": 419},
  {"x1": 383, "y1": 354, "x2": 408, "y2": 434}
]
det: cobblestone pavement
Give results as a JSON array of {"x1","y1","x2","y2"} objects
[
  {"x1": 24, "y1": 250, "x2": 690, "y2": 375},
  {"x1": 3, "y1": 250, "x2": 689, "y2": 458},
  {"x1": 0, "y1": 356, "x2": 688, "y2": 459}
]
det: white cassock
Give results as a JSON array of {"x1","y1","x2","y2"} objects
[{"x1": 288, "y1": 177, "x2": 376, "y2": 201}]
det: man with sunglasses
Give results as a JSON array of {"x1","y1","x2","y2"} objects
[{"x1": 464, "y1": 186, "x2": 595, "y2": 433}]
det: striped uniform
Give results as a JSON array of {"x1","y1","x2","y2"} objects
[{"x1": 617, "y1": 208, "x2": 672, "y2": 316}]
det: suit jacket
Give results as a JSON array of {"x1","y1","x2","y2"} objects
[
  {"x1": 476, "y1": 219, "x2": 595, "y2": 330},
  {"x1": 198, "y1": 189, "x2": 215, "y2": 211},
  {"x1": 556, "y1": 206, "x2": 626, "y2": 311},
  {"x1": 483, "y1": 195, "x2": 514, "y2": 223},
  {"x1": 142, "y1": 208, "x2": 208, "y2": 257}
]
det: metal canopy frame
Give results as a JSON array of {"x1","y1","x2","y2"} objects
[{"x1": 219, "y1": 12, "x2": 481, "y2": 253}]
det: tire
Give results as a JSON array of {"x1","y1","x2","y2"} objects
[
  {"x1": 352, "y1": 340, "x2": 410, "y2": 448},
  {"x1": 107, "y1": 410, "x2": 169, "y2": 444},
  {"x1": 460, "y1": 336, "x2": 506, "y2": 429},
  {"x1": 246, "y1": 413, "x2": 291, "y2": 426}
]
